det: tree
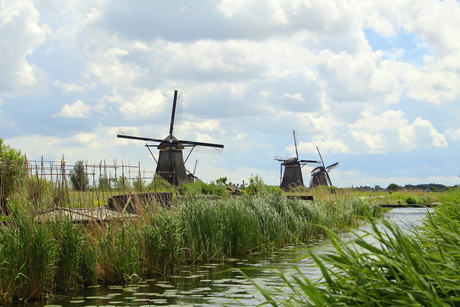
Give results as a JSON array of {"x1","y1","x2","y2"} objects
[
  {"x1": 387, "y1": 183, "x2": 399, "y2": 192},
  {"x1": 0, "y1": 138, "x2": 27, "y2": 214},
  {"x1": 0, "y1": 138, "x2": 27, "y2": 198},
  {"x1": 70, "y1": 160, "x2": 89, "y2": 191}
]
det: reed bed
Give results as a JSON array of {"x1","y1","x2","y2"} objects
[
  {"x1": 0, "y1": 194, "x2": 383, "y2": 304},
  {"x1": 249, "y1": 206, "x2": 460, "y2": 306}
]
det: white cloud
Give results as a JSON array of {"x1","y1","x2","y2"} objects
[
  {"x1": 447, "y1": 128, "x2": 460, "y2": 140},
  {"x1": 0, "y1": 0, "x2": 50, "y2": 95},
  {"x1": 348, "y1": 110, "x2": 447, "y2": 153},
  {"x1": 52, "y1": 100, "x2": 91, "y2": 118},
  {"x1": 118, "y1": 89, "x2": 166, "y2": 120},
  {"x1": 2, "y1": 0, "x2": 460, "y2": 188}
]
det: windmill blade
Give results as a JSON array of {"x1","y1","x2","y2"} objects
[
  {"x1": 316, "y1": 146, "x2": 334, "y2": 186},
  {"x1": 316, "y1": 146, "x2": 326, "y2": 168},
  {"x1": 168, "y1": 90, "x2": 179, "y2": 137},
  {"x1": 293, "y1": 130, "x2": 299, "y2": 160},
  {"x1": 193, "y1": 159, "x2": 198, "y2": 175},
  {"x1": 299, "y1": 159, "x2": 321, "y2": 163},
  {"x1": 280, "y1": 163, "x2": 283, "y2": 185},
  {"x1": 117, "y1": 134, "x2": 165, "y2": 143},
  {"x1": 274, "y1": 155, "x2": 289, "y2": 161},
  {"x1": 326, "y1": 162, "x2": 339, "y2": 171},
  {"x1": 180, "y1": 139, "x2": 224, "y2": 148}
]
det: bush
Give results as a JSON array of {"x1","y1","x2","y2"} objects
[{"x1": 0, "y1": 138, "x2": 27, "y2": 199}]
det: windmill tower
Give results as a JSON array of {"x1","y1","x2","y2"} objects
[
  {"x1": 117, "y1": 90, "x2": 224, "y2": 185},
  {"x1": 310, "y1": 147, "x2": 338, "y2": 188},
  {"x1": 275, "y1": 131, "x2": 319, "y2": 191}
]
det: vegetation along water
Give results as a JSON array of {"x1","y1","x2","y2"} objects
[{"x1": 0, "y1": 139, "x2": 458, "y2": 306}]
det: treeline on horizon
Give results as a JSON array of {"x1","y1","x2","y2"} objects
[{"x1": 357, "y1": 183, "x2": 455, "y2": 192}]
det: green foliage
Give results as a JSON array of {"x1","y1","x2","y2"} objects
[
  {"x1": 0, "y1": 213, "x2": 58, "y2": 303},
  {"x1": 114, "y1": 175, "x2": 131, "y2": 190},
  {"x1": 178, "y1": 180, "x2": 207, "y2": 196},
  {"x1": 98, "y1": 223, "x2": 141, "y2": 284},
  {"x1": 98, "y1": 176, "x2": 111, "y2": 190},
  {"x1": 141, "y1": 210, "x2": 184, "y2": 276},
  {"x1": 245, "y1": 175, "x2": 269, "y2": 195},
  {"x1": 147, "y1": 175, "x2": 174, "y2": 193},
  {"x1": 405, "y1": 195, "x2": 418, "y2": 204},
  {"x1": 0, "y1": 138, "x2": 27, "y2": 198},
  {"x1": 0, "y1": 193, "x2": 385, "y2": 303},
  {"x1": 51, "y1": 219, "x2": 97, "y2": 291},
  {"x1": 201, "y1": 181, "x2": 228, "y2": 196},
  {"x1": 290, "y1": 185, "x2": 309, "y2": 194},
  {"x1": 26, "y1": 176, "x2": 53, "y2": 209},
  {"x1": 387, "y1": 183, "x2": 399, "y2": 192},
  {"x1": 215, "y1": 177, "x2": 227, "y2": 185},
  {"x1": 69, "y1": 160, "x2": 89, "y2": 191},
  {"x1": 132, "y1": 176, "x2": 146, "y2": 192},
  {"x1": 252, "y1": 212, "x2": 460, "y2": 306},
  {"x1": 267, "y1": 185, "x2": 283, "y2": 195}
]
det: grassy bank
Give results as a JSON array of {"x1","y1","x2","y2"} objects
[
  {"x1": 0, "y1": 195, "x2": 383, "y2": 304},
  {"x1": 250, "y1": 190, "x2": 460, "y2": 306}
]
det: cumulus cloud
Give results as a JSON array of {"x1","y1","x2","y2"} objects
[
  {"x1": 52, "y1": 100, "x2": 91, "y2": 118},
  {"x1": 2, "y1": 0, "x2": 460, "y2": 187},
  {"x1": 348, "y1": 110, "x2": 447, "y2": 153},
  {"x1": 0, "y1": 0, "x2": 50, "y2": 95},
  {"x1": 118, "y1": 89, "x2": 166, "y2": 120}
]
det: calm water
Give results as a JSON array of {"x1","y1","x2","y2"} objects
[{"x1": 15, "y1": 207, "x2": 431, "y2": 307}]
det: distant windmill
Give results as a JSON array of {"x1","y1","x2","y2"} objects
[
  {"x1": 275, "y1": 130, "x2": 319, "y2": 191},
  {"x1": 117, "y1": 90, "x2": 224, "y2": 185},
  {"x1": 310, "y1": 147, "x2": 338, "y2": 188}
]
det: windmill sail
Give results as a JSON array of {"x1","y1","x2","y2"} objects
[
  {"x1": 117, "y1": 90, "x2": 224, "y2": 185},
  {"x1": 275, "y1": 130, "x2": 319, "y2": 191},
  {"x1": 310, "y1": 147, "x2": 338, "y2": 188}
]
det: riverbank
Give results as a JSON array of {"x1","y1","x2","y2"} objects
[
  {"x1": 251, "y1": 191, "x2": 460, "y2": 306},
  {"x1": 0, "y1": 195, "x2": 383, "y2": 305}
]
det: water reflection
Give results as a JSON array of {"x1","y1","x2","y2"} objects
[{"x1": 14, "y1": 208, "x2": 428, "y2": 307}]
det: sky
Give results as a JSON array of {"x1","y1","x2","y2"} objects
[{"x1": 1, "y1": 0, "x2": 460, "y2": 189}]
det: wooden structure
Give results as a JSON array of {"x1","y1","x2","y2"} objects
[
  {"x1": 310, "y1": 147, "x2": 338, "y2": 188},
  {"x1": 118, "y1": 90, "x2": 224, "y2": 185},
  {"x1": 275, "y1": 131, "x2": 319, "y2": 191}
]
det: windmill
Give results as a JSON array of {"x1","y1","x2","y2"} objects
[
  {"x1": 310, "y1": 147, "x2": 338, "y2": 188},
  {"x1": 117, "y1": 90, "x2": 224, "y2": 185},
  {"x1": 275, "y1": 130, "x2": 319, "y2": 191}
]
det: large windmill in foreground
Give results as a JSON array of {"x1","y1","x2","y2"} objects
[
  {"x1": 310, "y1": 147, "x2": 338, "y2": 188},
  {"x1": 117, "y1": 90, "x2": 224, "y2": 185},
  {"x1": 275, "y1": 131, "x2": 319, "y2": 191}
]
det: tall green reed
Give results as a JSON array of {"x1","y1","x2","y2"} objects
[
  {"x1": 97, "y1": 221, "x2": 142, "y2": 284},
  {"x1": 0, "y1": 213, "x2": 57, "y2": 304},
  {"x1": 0, "y1": 193, "x2": 384, "y2": 303},
  {"x1": 140, "y1": 208, "x2": 184, "y2": 276},
  {"x1": 50, "y1": 219, "x2": 97, "y2": 291},
  {"x1": 249, "y1": 211, "x2": 460, "y2": 306},
  {"x1": 177, "y1": 195, "x2": 382, "y2": 263}
]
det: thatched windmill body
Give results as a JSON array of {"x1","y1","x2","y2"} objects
[
  {"x1": 117, "y1": 90, "x2": 224, "y2": 185},
  {"x1": 275, "y1": 131, "x2": 319, "y2": 191},
  {"x1": 310, "y1": 147, "x2": 338, "y2": 188}
]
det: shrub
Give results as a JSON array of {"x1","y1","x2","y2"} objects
[{"x1": 0, "y1": 138, "x2": 27, "y2": 199}]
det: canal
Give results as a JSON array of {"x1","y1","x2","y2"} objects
[{"x1": 18, "y1": 207, "x2": 431, "y2": 307}]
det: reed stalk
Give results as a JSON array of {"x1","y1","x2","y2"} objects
[
  {"x1": 249, "y1": 210, "x2": 460, "y2": 306},
  {"x1": 0, "y1": 191, "x2": 384, "y2": 303},
  {"x1": 0, "y1": 213, "x2": 58, "y2": 304}
]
